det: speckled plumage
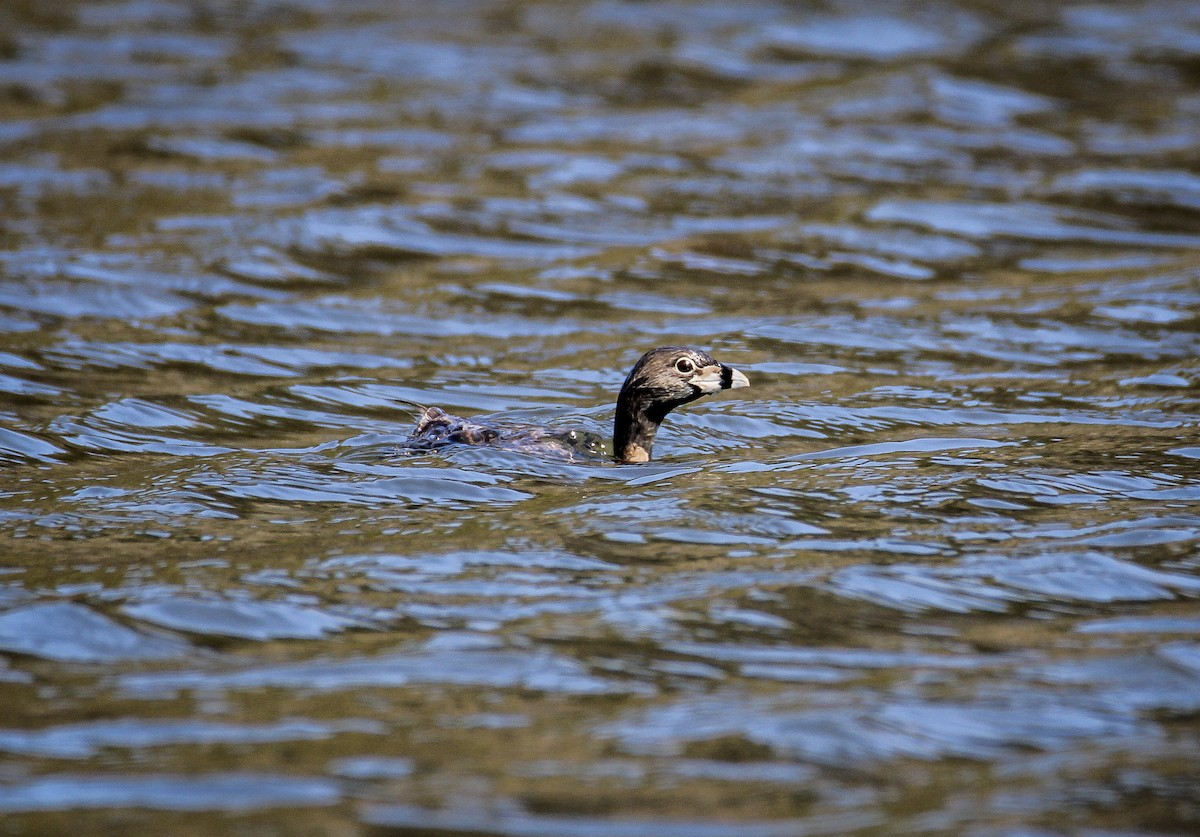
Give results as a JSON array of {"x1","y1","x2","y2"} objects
[{"x1": 401, "y1": 405, "x2": 606, "y2": 461}]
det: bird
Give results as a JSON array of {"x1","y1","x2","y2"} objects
[{"x1": 398, "y1": 346, "x2": 749, "y2": 463}]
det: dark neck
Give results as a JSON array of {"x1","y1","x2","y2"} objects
[{"x1": 613, "y1": 394, "x2": 670, "y2": 463}]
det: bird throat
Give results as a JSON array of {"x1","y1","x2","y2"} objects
[
  {"x1": 620, "y1": 442, "x2": 651, "y2": 463},
  {"x1": 613, "y1": 397, "x2": 667, "y2": 464}
]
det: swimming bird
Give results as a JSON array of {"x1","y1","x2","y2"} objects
[{"x1": 399, "y1": 346, "x2": 749, "y2": 463}]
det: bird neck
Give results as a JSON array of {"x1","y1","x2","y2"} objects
[{"x1": 613, "y1": 394, "x2": 669, "y2": 463}]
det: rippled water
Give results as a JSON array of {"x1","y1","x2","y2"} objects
[{"x1": 2, "y1": 1, "x2": 1199, "y2": 834}]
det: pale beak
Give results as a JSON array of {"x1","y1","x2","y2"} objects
[
  {"x1": 724, "y1": 365, "x2": 750, "y2": 390},
  {"x1": 694, "y1": 364, "x2": 750, "y2": 394}
]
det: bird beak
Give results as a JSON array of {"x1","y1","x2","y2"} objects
[
  {"x1": 724, "y1": 365, "x2": 750, "y2": 390},
  {"x1": 694, "y1": 363, "x2": 750, "y2": 394}
]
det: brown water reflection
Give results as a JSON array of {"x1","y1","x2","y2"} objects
[{"x1": 1, "y1": 1, "x2": 1199, "y2": 834}]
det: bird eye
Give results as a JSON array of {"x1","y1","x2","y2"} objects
[{"x1": 675, "y1": 358, "x2": 695, "y2": 374}]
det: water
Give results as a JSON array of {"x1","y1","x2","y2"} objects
[{"x1": 1, "y1": 1, "x2": 1198, "y2": 833}]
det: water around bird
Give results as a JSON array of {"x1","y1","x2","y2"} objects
[{"x1": 0, "y1": 1, "x2": 1198, "y2": 834}]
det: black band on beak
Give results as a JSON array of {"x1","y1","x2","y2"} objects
[{"x1": 720, "y1": 364, "x2": 733, "y2": 388}]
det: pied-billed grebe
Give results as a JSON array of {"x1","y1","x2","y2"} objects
[{"x1": 400, "y1": 346, "x2": 749, "y2": 463}]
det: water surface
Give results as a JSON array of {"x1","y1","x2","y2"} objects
[{"x1": 1, "y1": 1, "x2": 1198, "y2": 834}]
